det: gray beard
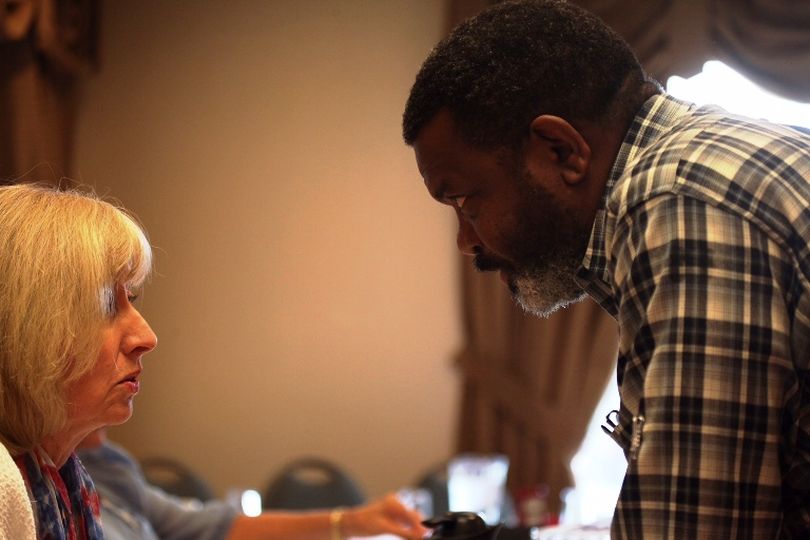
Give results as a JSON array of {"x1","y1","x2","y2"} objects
[
  {"x1": 490, "y1": 157, "x2": 592, "y2": 318},
  {"x1": 509, "y1": 259, "x2": 587, "y2": 318}
]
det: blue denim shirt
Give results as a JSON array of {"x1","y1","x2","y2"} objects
[{"x1": 77, "y1": 441, "x2": 236, "y2": 540}]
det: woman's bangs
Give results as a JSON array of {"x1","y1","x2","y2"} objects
[{"x1": 113, "y1": 213, "x2": 153, "y2": 291}]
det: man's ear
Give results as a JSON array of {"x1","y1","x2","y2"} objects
[{"x1": 527, "y1": 115, "x2": 591, "y2": 185}]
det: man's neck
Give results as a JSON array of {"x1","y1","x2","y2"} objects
[{"x1": 579, "y1": 81, "x2": 662, "y2": 223}]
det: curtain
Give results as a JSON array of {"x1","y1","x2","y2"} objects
[
  {"x1": 579, "y1": 0, "x2": 810, "y2": 101},
  {"x1": 456, "y1": 263, "x2": 618, "y2": 516},
  {"x1": 445, "y1": 0, "x2": 810, "y2": 517},
  {"x1": 0, "y1": 0, "x2": 99, "y2": 185}
]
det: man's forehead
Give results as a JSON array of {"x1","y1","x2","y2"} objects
[
  {"x1": 416, "y1": 109, "x2": 458, "y2": 143},
  {"x1": 413, "y1": 110, "x2": 464, "y2": 177}
]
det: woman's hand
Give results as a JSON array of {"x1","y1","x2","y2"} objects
[{"x1": 341, "y1": 493, "x2": 429, "y2": 539}]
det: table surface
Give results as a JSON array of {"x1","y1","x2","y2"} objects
[{"x1": 347, "y1": 523, "x2": 610, "y2": 540}]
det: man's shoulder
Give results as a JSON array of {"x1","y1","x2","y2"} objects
[{"x1": 611, "y1": 101, "x2": 810, "y2": 218}]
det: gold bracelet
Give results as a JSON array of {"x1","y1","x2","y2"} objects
[{"x1": 329, "y1": 508, "x2": 345, "y2": 540}]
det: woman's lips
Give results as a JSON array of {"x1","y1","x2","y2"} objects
[
  {"x1": 117, "y1": 372, "x2": 141, "y2": 394},
  {"x1": 120, "y1": 380, "x2": 140, "y2": 394}
]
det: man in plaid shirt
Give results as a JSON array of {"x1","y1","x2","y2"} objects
[{"x1": 403, "y1": 0, "x2": 810, "y2": 537}]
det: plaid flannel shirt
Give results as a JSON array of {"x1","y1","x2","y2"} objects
[{"x1": 576, "y1": 93, "x2": 810, "y2": 538}]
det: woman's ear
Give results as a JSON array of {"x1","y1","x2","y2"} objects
[{"x1": 527, "y1": 115, "x2": 591, "y2": 185}]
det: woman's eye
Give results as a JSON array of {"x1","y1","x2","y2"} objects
[{"x1": 124, "y1": 287, "x2": 140, "y2": 304}]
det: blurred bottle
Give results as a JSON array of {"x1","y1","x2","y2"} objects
[
  {"x1": 515, "y1": 484, "x2": 553, "y2": 527},
  {"x1": 447, "y1": 454, "x2": 509, "y2": 525}
]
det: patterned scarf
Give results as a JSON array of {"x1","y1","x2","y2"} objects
[{"x1": 15, "y1": 448, "x2": 104, "y2": 540}]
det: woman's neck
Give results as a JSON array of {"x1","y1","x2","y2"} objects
[{"x1": 39, "y1": 430, "x2": 87, "y2": 468}]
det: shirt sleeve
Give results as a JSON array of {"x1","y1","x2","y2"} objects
[
  {"x1": 143, "y1": 485, "x2": 237, "y2": 540},
  {"x1": 78, "y1": 442, "x2": 237, "y2": 540},
  {"x1": 609, "y1": 194, "x2": 792, "y2": 538}
]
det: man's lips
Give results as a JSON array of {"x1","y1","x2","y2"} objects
[
  {"x1": 473, "y1": 252, "x2": 506, "y2": 273},
  {"x1": 471, "y1": 252, "x2": 516, "y2": 288},
  {"x1": 473, "y1": 252, "x2": 515, "y2": 282}
]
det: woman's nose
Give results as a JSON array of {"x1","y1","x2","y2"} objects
[{"x1": 128, "y1": 310, "x2": 158, "y2": 356}]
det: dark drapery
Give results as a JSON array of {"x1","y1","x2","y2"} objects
[
  {"x1": 0, "y1": 0, "x2": 99, "y2": 184},
  {"x1": 456, "y1": 264, "x2": 618, "y2": 516},
  {"x1": 445, "y1": 0, "x2": 810, "y2": 516},
  {"x1": 581, "y1": 0, "x2": 810, "y2": 101}
]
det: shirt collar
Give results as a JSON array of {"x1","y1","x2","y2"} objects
[{"x1": 575, "y1": 93, "x2": 696, "y2": 314}]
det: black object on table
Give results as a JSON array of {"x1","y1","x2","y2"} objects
[
  {"x1": 497, "y1": 526, "x2": 537, "y2": 540},
  {"x1": 423, "y1": 512, "x2": 537, "y2": 540}
]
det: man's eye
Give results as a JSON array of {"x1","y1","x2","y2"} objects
[{"x1": 450, "y1": 195, "x2": 467, "y2": 209}]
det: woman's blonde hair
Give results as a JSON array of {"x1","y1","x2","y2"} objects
[{"x1": 0, "y1": 183, "x2": 152, "y2": 453}]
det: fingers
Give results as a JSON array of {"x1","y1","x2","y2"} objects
[
  {"x1": 383, "y1": 493, "x2": 430, "y2": 537},
  {"x1": 384, "y1": 518, "x2": 429, "y2": 540},
  {"x1": 348, "y1": 494, "x2": 430, "y2": 539}
]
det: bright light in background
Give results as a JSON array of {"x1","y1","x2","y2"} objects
[
  {"x1": 667, "y1": 60, "x2": 810, "y2": 128},
  {"x1": 565, "y1": 367, "x2": 623, "y2": 526},
  {"x1": 241, "y1": 489, "x2": 262, "y2": 517},
  {"x1": 567, "y1": 59, "x2": 810, "y2": 526}
]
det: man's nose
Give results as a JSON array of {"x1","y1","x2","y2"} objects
[{"x1": 456, "y1": 213, "x2": 480, "y2": 256}]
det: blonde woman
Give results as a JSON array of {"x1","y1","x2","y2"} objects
[
  {"x1": 0, "y1": 183, "x2": 158, "y2": 538},
  {"x1": 1, "y1": 184, "x2": 427, "y2": 540}
]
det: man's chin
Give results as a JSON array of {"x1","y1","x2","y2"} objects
[
  {"x1": 509, "y1": 274, "x2": 586, "y2": 318},
  {"x1": 515, "y1": 292, "x2": 585, "y2": 318}
]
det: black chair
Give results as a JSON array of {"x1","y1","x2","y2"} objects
[
  {"x1": 139, "y1": 456, "x2": 215, "y2": 502},
  {"x1": 262, "y1": 457, "x2": 366, "y2": 510}
]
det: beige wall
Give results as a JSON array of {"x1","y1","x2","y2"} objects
[{"x1": 75, "y1": 0, "x2": 460, "y2": 499}]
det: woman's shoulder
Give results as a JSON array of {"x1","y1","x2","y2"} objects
[{"x1": 0, "y1": 443, "x2": 36, "y2": 540}]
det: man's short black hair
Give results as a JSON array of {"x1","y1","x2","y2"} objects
[{"x1": 402, "y1": 0, "x2": 647, "y2": 150}]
